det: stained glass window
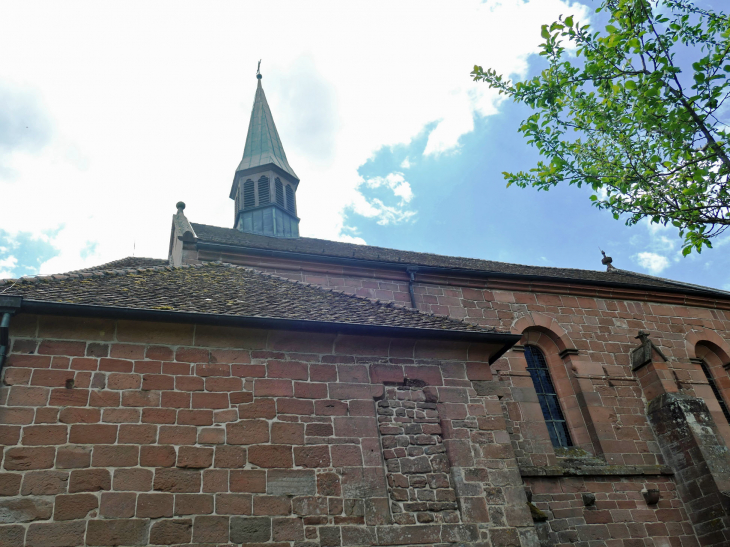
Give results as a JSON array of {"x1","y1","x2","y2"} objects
[{"x1": 524, "y1": 345, "x2": 573, "y2": 448}]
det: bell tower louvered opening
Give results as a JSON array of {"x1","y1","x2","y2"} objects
[
  {"x1": 286, "y1": 185, "x2": 296, "y2": 214},
  {"x1": 275, "y1": 178, "x2": 284, "y2": 207},
  {"x1": 243, "y1": 180, "x2": 255, "y2": 209},
  {"x1": 258, "y1": 176, "x2": 270, "y2": 205},
  {"x1": 231, "y1": 72, "x2": 300, "y2": 238}
]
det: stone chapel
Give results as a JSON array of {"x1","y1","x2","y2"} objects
[{"x1": 1, "y1": 72, "x2": 730, "y2": 547}]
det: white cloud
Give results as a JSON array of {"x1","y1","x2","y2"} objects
[
  {"x1": 625, "y1": 218, "x2": 683, "y2": 273},
  {"x1": 0, "y1": 256, "x2": 16, "y2": 270},
  {"x1": 350, "y1": 196, "x2": 417, "y2": 226},
  {"x1": 644, "y1": 220, "x2": 671, "y2": 236},
  {"x1": 715, "y1": 235, "x2": 730, "y2": 247},
  {"x1": 0, "y1": 0, "x2": 588, "y2": 273},
  {"x1": 400, "y1": 157, "x2": 411, "y2": 169},
  {"x1": 351, "y1": 172, "x2": 416, "y2": 226},
  {"x1": 634, "y1": 252, "x2": 670, "y2": 274},
  {"x1": 0, "y1": 256, "x2": 17, "y2": 280},
  {"x1": 362, "y1": 173, "x2": 414, "y2": 204}
]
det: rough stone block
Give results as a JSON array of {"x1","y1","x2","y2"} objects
[
  {"x1": 86, "y1": 519, "x2": 149, "y2": 546},
  {"x1": 230, "y1": 516, "x2": 271, "y2": 543},
  {"x1": 0, "y1": 497, "x2": 53, "y2": 523},
  {"x1": 149, "y1": 519, "x2": 192, "y2": 545},
  {"x1": 267, "y1": 470, "x2": 316, "y2": 496}
]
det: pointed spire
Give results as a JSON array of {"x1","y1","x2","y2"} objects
[{"x1": 236, "y1": 68, "x2": 298, "y2": 181}]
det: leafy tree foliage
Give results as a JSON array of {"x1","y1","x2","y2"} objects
[{"x1": 472, "y1": 0, "x2": 730, "y2": 255}]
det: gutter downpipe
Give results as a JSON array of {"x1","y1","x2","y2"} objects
[
  {"x1": 0, "y1": 295, "x2": 23, "y2": 375},
  {"x1": 407, "y1": 266, "x2": 419, "y2": 309}
]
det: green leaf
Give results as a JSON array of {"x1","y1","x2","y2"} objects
[{"x1": 471, "y1": 0, "x2": 730, "y2": 257}]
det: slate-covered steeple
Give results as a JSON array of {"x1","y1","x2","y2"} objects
[{"x1": 230, "y1": 67, "x2": 300, "y2": 238}]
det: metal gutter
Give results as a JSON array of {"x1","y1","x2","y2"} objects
[
  {"x1": 0, "y1": 295, "x2": 23, "y2": 374},
  {"x1": 19, "y1": 300, "x2": 521, "y2": 364},
  {"x1": 194, "y1": 240, "x2": 729, "y2": 300}
]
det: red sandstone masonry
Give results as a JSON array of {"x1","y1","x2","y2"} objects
[
  {"x1": 180, "y1": 251, "x2": 726, "y2": 545},
  {"x1": 1, "y1": 316, "x2": 531, "y2": 547},
  {"x1": 230, "y1": 264, "x2": 730, "y2": 462}
]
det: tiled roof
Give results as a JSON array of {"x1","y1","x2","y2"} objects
[
  {"x1": 68, "y1": 257, "x2": 169, "y2": 272},
  {"x1": 1, "y1": 263, "x2": 500, "y2": 334},
  {"x1": 191, "y1": 223, "x2": 730, "y2": 298}
]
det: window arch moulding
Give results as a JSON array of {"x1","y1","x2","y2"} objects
[
  {"x1": 686, "y1": 328, "x2": 730, "y2": 365},
  {"x1": 687, "y1": 331, "x2": 730, "y2": 444},
  {"x1": 506, "y1": 317, "x2": 596, "y2": 457},
  {"x1": 511, "y1": 313, "x2": 602, "y2": 377}
]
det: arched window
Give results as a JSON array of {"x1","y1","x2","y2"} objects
[
  {"x1": 243, "y1": 180, "x2": 255, "y2": 209},
  {"x1": 258, "y1": 176, "x2": 270, "y2": 205},
  {"x1": 286, "y1": 185, "x2": 296, "y2": 214},
  {"x1": 699, "y1": 359, "x2": 730, "y2": 424},
  {"x1": 524, "y1": 345, "x2": 572, "y2": 448},
  {"x1": 275, "y1": 178, "x2": 284, "y2": 207}
]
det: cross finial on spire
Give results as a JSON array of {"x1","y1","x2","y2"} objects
[{"x1": 257, "y1": 60, "x2": 262, "y2": 80}]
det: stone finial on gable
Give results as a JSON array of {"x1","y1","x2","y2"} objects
[{"x1": 169, "y1": 201, "x2": 198, "y2": 266}]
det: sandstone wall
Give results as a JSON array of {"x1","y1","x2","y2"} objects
[
  {"x1": 185, "y1": 253, "x2": 730, "y2": 546},
  {"x1": 1, "y1": 315, "x2": 535, "y2": 547}
]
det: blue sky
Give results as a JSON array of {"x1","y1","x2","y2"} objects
[
  {"x1": 1, "y1": 0, "x2": 729, "y2": 290},
  {"x1": 346, "y1": 100, "x2": 730, "y2": 289}
]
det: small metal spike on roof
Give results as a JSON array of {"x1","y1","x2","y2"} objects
[{"x1": 236, "y1": 61, "x2": 299, "y2": 181}]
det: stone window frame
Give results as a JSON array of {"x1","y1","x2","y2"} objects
[
  {"x1": 517, "y1": 327, "x2": 594, "y2": 454},
  {"x1": 686, "y1": 329, "x2": 730, "y2": 445},
  {"x1": 523, "y1": 343, "x2": 573, "y2": 448},
  {"x1": 694, "y1": 344, "x2": 730, "y2": 444}
]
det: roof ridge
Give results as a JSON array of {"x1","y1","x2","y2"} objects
[
  {"x1": 610, "y1": 268, "x2": 730, "y2": 296},
  {"x1": 189, "y1": 223, "x2": 730, "y2": 298},
  {"x1": 62, "y1": 256, "x2": 168, "y2": 275},
  {"x1": 0, "y1": 262, "x2": 190, "y2": 286},
  {"x1": 190, "y1": 222, "x2": 614, "y2": 275}
]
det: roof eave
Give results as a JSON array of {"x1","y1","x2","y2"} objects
[{"x1": 19, "y1": 300, "x2": 520, "y2": 364}]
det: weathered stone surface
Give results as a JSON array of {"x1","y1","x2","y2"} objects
[
  {"x1": 0, "y1": 497, "x2": 53, "y2": 523},
  {"x1": 267, "y1": 469, "x2": 316, "y2": 496},
  {"x1": 230, "y1": 516, "x2": 271, "y2": 543},
  {"x1": 647, "y1": 392, "x2": 730, "y2": 545},
  {"x1": 86, "y1": 519, "x2": 149, "y2": 546}
]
